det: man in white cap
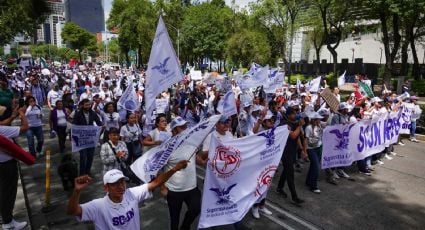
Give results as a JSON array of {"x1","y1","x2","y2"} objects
[
  {"x1": 67, "y1": 161, "x2": 188, "y2": 229},
  {"x1": 161, "y1": 116, "x2": 201, "y2": 230}
]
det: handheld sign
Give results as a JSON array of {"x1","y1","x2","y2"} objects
[{"x1": 320, "y1": 88, "x2": 340, "y2": 112}]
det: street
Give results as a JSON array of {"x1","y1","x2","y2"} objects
[{"x1": 12, "y1": 110, "x2": 425, "y2": 230}]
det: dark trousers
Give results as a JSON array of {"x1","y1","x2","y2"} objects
[
  {"x1": 306, "y1": 147, "x2": 321, "y2": 190},
  {"x1": 167, "y1": 187, "x2": 201, "y2": 230},
  {"x1": 56, "y1": 126, "x2": 67, "y2": 153},
  {"x1": 0, "y1": 159, "x2": 18, "y2": 224},
  {"x1": 26, "y1": 126, "x2": 44, "y2": 156},
  {"x1": 277, "y1": 158, "x2": 298, "y2": 199},
  {"x1": 79, "y1": 147, "x2": 95, "y2": 175}
]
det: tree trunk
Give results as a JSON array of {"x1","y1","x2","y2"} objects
[
  {"x1": 409, "y1": 27, "x2": 420, "y2": 80},
  {"x1": 329, "y1": 47, "x2": 338, "y2": 75},
  {"x1": 288, "y1": 20, "x2": 295, "y2": 83},
  {"x1": 137, "y1": 45, "x2": 142, "y2": 68},
  {"x1": 78, "y1": 51, "x2": 82, "y2": 63},
  {"x1": 400, "y1": 38, "x2": 409, "y2": 76},
  {"x1": 380, "y1": 11, "x2": 392, "y2": 88},
  {"x1": 315, "y1": 46, "x2": 321, "y2": 75}
]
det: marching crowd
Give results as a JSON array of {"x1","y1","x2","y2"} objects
[{"x1": 0, "y1": 63, "x2": 422, "y2": 230}]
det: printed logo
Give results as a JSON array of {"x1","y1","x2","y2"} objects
[
  {"x1": 144, "y1": 151, "x2": 163, "y2": 172},
  {"x1": 124, "y1": 100, "x2": 137, "y2": 111},
  {"x1": 257, "y1": 127, "x2": 276, "y2": 147},
  {"x1": 211, "y1": 145, "x2": 241, "y2": 178},
  {"x1": 210, "y1": 183, "x2": 237, "y2": 205},
  {"x1": 151, "y1": 57, "x2": 171, "y2": 75},
  {"x1": 329, "y1": 124, "x2": 355, "y2": 150},
  {"x1": 255, "y1": 165, "x2": 277, "y2": 197}
]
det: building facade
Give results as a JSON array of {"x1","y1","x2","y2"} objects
[
  {"x1": 37, "y1": 0, "x2": 66, "y2": 47},
  {"x1": 64, "y1": 0, "x2": 105, "y2": 33}
]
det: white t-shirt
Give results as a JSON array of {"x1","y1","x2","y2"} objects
[
  {"x1": 57, "y1": 110, "x2": 67, "y2": 126},
  {"x1": 120, "y1": 124, "x2": 142, "y2": 142},
  {"x1": 0, "y1": 126, "x2": 20, "y2": 162},
  {"x1": 79, "y1": 184, "x2": 152, "y2": 230},
  {"x1": 202, "y1": 131, "x2": 234, "y2": 152},
  {"x1": 305, "y1": 125, "x2": 323, "y2": 149},
  {"x1": 164, "y1": 144, "x2": 198, "y2": 192},
  {"x1": 47, "y1": 90, "x2": 61, "y2": 106},
  {"x1": 26, "y1": 105, "x2": 43, "y2": 127},
  {"x1": 103, "y1": 112, "x2": 120, "y2": 131}
]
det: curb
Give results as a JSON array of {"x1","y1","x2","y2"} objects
[{"x1": 417, "y1": 134, "x2": 425, "y2": 142}]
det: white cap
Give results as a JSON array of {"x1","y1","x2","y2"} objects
[
  {"x1": 338, "y1": 102, "x2": 349, "y2": 110},
  {"x1": 370, "y1": 97, "x2": 383, "y2": 103},
  {"x1": 289, "y1": 85, "x2": 296, "y2": 89},
  {"x1": 170, "y1": 116, "x2": 188, "y2": 130},
  {"x1": 308, "y1": 112, "x2": 323, "y2": 120},
  {"x1": 264, "y1": 111, "x2": 274, "y2": 120},
  {"x1": 300, "y1": 92, "x2": 307, "y2": 97},
  {"x1": 103, "y1": 169, "x2": 129, "y2": 185},
  {"x1": 287, "y1": 100, "x2": 299, "y2": 107},
  {"x1": 251, "y1": 105, "x2": 261, "y2": 112},
  {"x1": 317, "y1": 108, "x2": 330, "y2": 117}
]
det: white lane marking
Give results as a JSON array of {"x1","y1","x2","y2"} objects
[{"x1": 263, "y1": 213, "x2": 296, "y2": 230}]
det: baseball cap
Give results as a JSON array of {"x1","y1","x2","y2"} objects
[
  {"x1": 338, "y1": 102, "x2": 349, "y2": 111},
  {"x1": 410, "y1": 96, "x2": 419, "y2": 101},
  {"x1": 370, "y1": 97, "x2": 383, "y2": 103},
  {"x1": 103, "y1": 169, "x2": 129, "y2": 185},
  {"x1": 308, "y1": 112, "x2": 323, "y2": 120},
  {"x1": 264, "y1": 111, "x2": 274, "y2": 120},
  {"x1": 170, "y1": 116, "x2": 188, "y2": 130},
  {"x1": 317, "y1": 108, "x2": 330, "y2": 117},
  {"x1": 218, "y1": 115, "x2": 230, "y2": 123}
]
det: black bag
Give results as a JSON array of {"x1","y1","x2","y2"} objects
[{"x1": 107, "y1": 142, "x2": 142, "y2": 185}]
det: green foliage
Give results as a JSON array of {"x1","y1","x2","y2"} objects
[
  {"x1": 0, "y1": 0, "x2": 50, "y2": 45},
  {"x1": 61, "y1": 22, "x2": 96, "y2": 61},
  {"x1": 411, "y1": 80, "x2": 425, "y2": 96},
  {"x1": 226, "y1": 29, "x2": 271, "y2": 67}
]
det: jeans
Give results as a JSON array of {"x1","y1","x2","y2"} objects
[
  {"x1": 79, "y1": 147, "x2": 95, "y2": 175},
  {"x1": 56, "y1": 126, "x2": 67, "y2": 153},
  {"x1": 410, "y1": 121, "x2": 417, "y2": 139},
  {"x1": 26, "y1": 126, "x2": 44, "y2": 156},
  {"x1": 166, "y1": 187, "x2": 201, "y2": 230},
  {"x1": 0, "y1": 159, "x2": 18, "y2": 224},
  {"x1": 306, "y1": 147, "x2": 321, "y2": 190}
]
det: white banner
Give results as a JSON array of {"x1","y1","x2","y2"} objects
[
  {"x1": 131, "y1": 115, "x2": 221, "y2": 182},
  {"x1": 307, "y1": 76, "x2": 321, "y2": 92},
  {"x1": 198, "y1": 126, "x2": 290, "y2": 228},
  {"x1": 117, "y1": 82, "x2": 140, "y2": 111},
  {"x1": 237, "y1": 65, "x2": 269, "y2": 90},
  {"x1": 399, "y1": 104, "x2": 413, "y2": 134},
  {"x1": 265, "y1": 69, "x2": 284, "y2": 93},
  {"x1": 338, "y1": 70, "x2": 346, "y2": 87},
  {"x1": 71, "y1": 125, "x2": 102, "y2": 152},
  {"x1": 321, "y1": 111, "x2": 401, "y2": 169},
  {"x1": 145, "y1": 16, "x2": 183, "y2": 126},
  {"x1": 217, "y1": 91, "x2": 237, "y2": 117}
]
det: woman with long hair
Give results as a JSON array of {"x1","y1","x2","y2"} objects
[
  {"x1": 25, "y1": 96, "x2": 44, "y2": 157},
  {"x1": 49, "y1": 100, "x2": 69, "y2": 153}
]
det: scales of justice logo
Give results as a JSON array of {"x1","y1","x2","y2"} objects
[{"x1": 255, "y1": 165, "x2": 278, "y2": 197}]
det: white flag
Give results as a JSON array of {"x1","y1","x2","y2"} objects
[
  {"x1": 145, "y1": 16, "x2": 183, "y2": 125},
  {"x1": 117, "y1": 82, "x2": 139, "y2": 111},
  {"x1": 265, "y1": 69, "x2": 284, "y2": 93},
  {"x1": 296, "y1": 78, "x2": 302, "y2": 93},
  {"x1": 307, "y1": 76, "x2": 321, "y2": 92},
  {"x1": 71, "y1": 125, "x2": 102, "y2": 152},
  {"x1": 131, "y1": 115, "x2": 221, "y2": 182},
  {"x1": 338, "y1": 70, "x2": 346, "y2": 87},
  {"x1": 237, "y1": 65, "x2": 269, "y2": 90},
  {"x1": 217, "y1": 91, "x2": 237, "y2": 117},
  {"x1": 198, "y1": 126, "x2": 290, "y2": 228}
]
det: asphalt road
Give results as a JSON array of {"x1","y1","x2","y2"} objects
[{"x1": 13, "y1": 109, "x2": 425, "y2": 230}]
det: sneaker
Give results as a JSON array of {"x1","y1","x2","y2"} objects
[
  {"x1": 367, "y1": 166, "x2": 375, "y2": 171},
  {"x1": 390, "y1": 152, "x2": 397, "y2": 156},
  {"x1": 259, "y1": 207, "x2": 273, "y2": 215},
  {"x1": 397, "y1": 141, "x2": 405, "y2": 146},
  {"x1": 410, "y1": 138, "x2": 419, "y2": 143},
  {"x1": 2, "y1": 219, "x2": 28, "y2": 230},
  {"x1": 292, "y1": 197, "x2": 305, "y2": 205},
  {"x1": 384, "y1": 154, "x2": 393, "y2": 160},
  {"x1": 251, "y1": 207, "x2": 260, "y2": 219},
  {"x1": 332, "y1": 171, "x2": 340, "y2": 179},
  {"x1": 311, "y1": 189, "x2": 321, "y2": 194},
  {"x1": 359, "y1": 170, "x2": 372, "y2": 176},
  {"x1": 336, "y1": 169, "x2": 350, "y2": 178},
  {"x1": 276, "y1": 188, "x2": 288, "y2": 198},
  {"x1": 377, "y1": 160, "x2": 384, "y2": 165}
]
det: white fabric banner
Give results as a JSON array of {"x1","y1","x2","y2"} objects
[
  {"x1": 71, "y1": 125, "x2": 102, "y2": 152},
  {"x1": 399, "y1": 104, "x2": 414, "y2": 134},
  {"x1": 198, "y1": 126, "x2": 290, "y2": 228},
  {"x1": 145, "y1": 16, "x2": 183, "y2": 125},
  {"x1": 117, "y1": 82, "x2": 140, "y2": 111},
  {"x1": 217, "y1": 91, "x2": 237, "y2": 117},
  {"x1": 307, "y1": 76, "x2": 321, "y2": 92},
  {"x1": 338, "y1": 70, "x2": 346, "y2": 87},
  {"x1": 321, "y1": 111, "x2": 401, "y2": 169},
  {"x1": 237, "y1": 65, "x2": 269, "y2": 90},
  {"x1": 265, "y1": 69, "x2": 284, "y2": 93},
  {"x1": 131, "y1": 115, "x2": 221, "y2": 183}
]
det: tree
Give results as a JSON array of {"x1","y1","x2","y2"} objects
[
  {"x1": 0, "y1": 0, "x2": 50, "y2": 45},
  {"x1": 226, "y1": 29, "x2": 271, "y2": 67},
  {"x1": 61, "y1": 22, "x2": 96, "y2": 62},
  {"x1": 312, "y1": 0, "x2": 358, "y2": 75}
]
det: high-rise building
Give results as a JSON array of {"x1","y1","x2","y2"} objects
[
  {"x1": 36, "y1": 0, "x2": 66, "y2": 47},
  {"x1": 64, "y1": 0, "x2": 105, "y2": 33}
]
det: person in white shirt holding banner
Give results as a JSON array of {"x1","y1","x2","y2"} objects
[
  {"x1": 67, "y1": 161, "x2": 188, "y2": 229},
  {"x1": 409, "y1": 96, "x2": 422, "y2": 142}
]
